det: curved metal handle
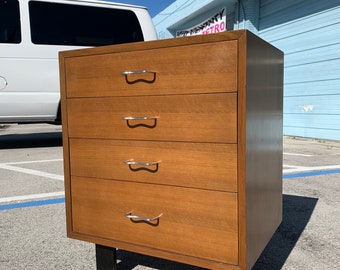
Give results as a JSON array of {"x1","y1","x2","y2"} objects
[
  {"x1": 120, "y1": 70, "x2": 157, "y2": 76},
  {"x1": 120, "y1": 70, "x2": 157, "y2": 84},
  {"x1": 125, "y1": 211, "x2": 163, "y2": 222},
  {"x1": 124, "y1": 159, "x2": 161, "y2": 167},
  {"x1": 121, "y1": 116, "x2": 159, "y2": 121},
  {"x1": 122, "y1": 116, "x2": 159, "y2": 128}
]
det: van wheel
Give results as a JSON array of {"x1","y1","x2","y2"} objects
[{"x1": 55, "y1": 103, "x2": 62, "y2": 125}]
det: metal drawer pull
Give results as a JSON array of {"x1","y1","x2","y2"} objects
[
  {"x1": 122, "y1": 116, "x2": 159, "y2": 121},
  {"x1": 122, "y1": 116, "x2": 159, "y2": 128},
  {"x1": 120, "y1": 70, "x2": 156, "y2": 76},
  {"x1": 124, "y1": 159, "x2": 160, "y2": 173},
  {"x1": 124, "y1": 159, "x2": 161, "y2": 167},
  {"x1": 125, "y1": 211, "x2": 163, "y2": 223},
  {"x1": 120, "y1": 70, "x2": 157, "y2": 84}
]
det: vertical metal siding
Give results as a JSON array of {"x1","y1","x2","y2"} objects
[{"x1": 258, "y1": 0, "x2": 340, "y2": 140}]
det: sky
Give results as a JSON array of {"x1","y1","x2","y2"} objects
[{"x1": 106, "y1": 0, "x2": 177, "y2": 17}]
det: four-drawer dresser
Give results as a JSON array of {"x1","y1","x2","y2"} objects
[{"x1": 59, "y1": 30, "x2": 283, "y2": 270}]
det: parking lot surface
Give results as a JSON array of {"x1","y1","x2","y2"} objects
[{"x1": 0, "y1": 124, "x2": 339, "y2": 270}]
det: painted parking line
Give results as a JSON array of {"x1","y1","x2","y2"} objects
[
  {"x1": 0, "y1": 164, "x2": 64, "y2": 181},
  {"x1": 283, "y1": 152, "x2": 314, "y2": 157},
  {"x1": 0, "y1": 191, "x2": 65, "y2": 203},
  {"x1": 0, "y1": 198, "x2": 65, "y2": 211},
  {"x1": 0, "y1": 159, "x2": 64, "y2": 181},
  {"x1": 0, "y1": 159, "x2": 65, "y2": 211},
  {"x1": 3, "y1": 159, "x2": 63, "y2": 165},
  {"x1": 283, "y1": 168, "x2": 340, "y2": 179},
  {"x1": 283, "y1": 164, "x2": 340, "y2": 174}
]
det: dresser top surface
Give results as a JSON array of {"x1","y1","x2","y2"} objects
[{"x1": 59, "y1": 30, "x2": 260, "y2": 59}]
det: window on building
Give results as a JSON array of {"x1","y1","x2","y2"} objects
[
  {"x1": 29, "y1": 1, "x2": 144, "y2": 46},
  {"x1": 0, "y1": 0, "x2": 21, "y2": 43}
]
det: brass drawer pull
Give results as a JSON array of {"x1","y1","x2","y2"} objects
[
  {"x1": 120, "y1": 70, "x2": 157, "y2": 84},
  {"x1": 124, "y1": 159, "x2": 161, "y2": 173},
  {"x1": 125, "y1": 211, "x2": 163, "y2": 224},
  {"x1": 122, "y1": 116, "x2": 159, "y2": 128}
]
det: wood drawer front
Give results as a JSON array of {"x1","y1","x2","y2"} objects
[
  {"x1": 67, "y1": 93, "x2": 237, "y2": 143},
  {"x1": 64, "y1": 41, "x2": 237, "y2": 98},
  {"x1": 71, "y1": 177, "x2": 239, "y2": 265},
  {"x1": 69, "y1": 139, "x2": 237, "y2": 192}
]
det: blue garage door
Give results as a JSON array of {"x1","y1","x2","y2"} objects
[{"x1": 259, "y1": 0, "x2": 340, "y2": 140}]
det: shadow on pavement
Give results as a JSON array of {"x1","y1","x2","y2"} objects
[
  {"x1": 116, "y1": 194, "x2": 318, "y2": 270},
  {"x1": 253, "y1": 194, "x2": 318, "y2": 270},
  {"x1": 0, "y1": 132, "x2": 62, "y2": 149}
]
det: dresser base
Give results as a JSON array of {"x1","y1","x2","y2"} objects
[{"x1": 96, "y1": 244, "x2": 117, "y2": 270}]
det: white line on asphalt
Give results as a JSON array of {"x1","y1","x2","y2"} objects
[
  {"x1": 283, "y1": 164, "x2": 340, "y2": 174},
  {"x1": 3, "y1": 158, "x2": 63, "y2": 165},
  {"x1": 283, "y1": 165, "x2": 304, "y2": 169},
  {"x1": 283, "y1": 152, "x2": 314, "y2": 157},
  {"x1": 0, "y1": 191, "x2": 65, "y2": 203},
  {"x1": 0, "y1": 163, "x2": 64, "y2": 181}
]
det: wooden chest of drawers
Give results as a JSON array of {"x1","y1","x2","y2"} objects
[{"x1": 59, "y1": 30, "x2": 283, "y2": 270}]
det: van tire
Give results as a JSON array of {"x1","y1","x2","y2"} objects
[{"x1": 55, "y1": 103, "x2": 62, "y2": 125}]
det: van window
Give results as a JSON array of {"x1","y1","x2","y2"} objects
[
  {"x1": 29, "y1": 1, "x2": 144, "y2": 46},
  {"x1": 0, "y1": 0, "x2": 21, "y2": 43}
]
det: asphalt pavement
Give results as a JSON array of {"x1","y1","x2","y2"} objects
[{"x1": 0, "y1": 124, "x2": 339, "y2": 270}]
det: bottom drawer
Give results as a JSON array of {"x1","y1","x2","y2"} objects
[{"x1": 71, "y1": 177, "x2": 239, "y2": 265}]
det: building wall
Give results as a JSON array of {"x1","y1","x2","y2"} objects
[
  {"x1": 153, "y1": 0, "x2": 237, "y2": 39},
  {"x1": 258, "y1": 0, "x2": 340, "y2": 140},
  {"x1": 153, "y1": 0, "x2": 340, "y2": 140}
]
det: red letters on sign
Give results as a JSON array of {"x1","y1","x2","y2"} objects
[{"x1": 202, "y1": 21, "x2": 225, "y2": 35}]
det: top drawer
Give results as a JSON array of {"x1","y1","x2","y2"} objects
[{"x1": 64, "y1": 41, "x2": 237, "y2": 97}]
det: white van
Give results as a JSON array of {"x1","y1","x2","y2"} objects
[{"x1": 0, "y1": 0, "x2": 157, "y2": 124}]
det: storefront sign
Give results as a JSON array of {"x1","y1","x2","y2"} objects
[{"x1": 176, "y1": 8, "x2": 226, "y2": 37}]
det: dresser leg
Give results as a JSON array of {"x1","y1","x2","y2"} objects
[{"x1": 95, "y1": 244, "x2": 117, "y2": 270}]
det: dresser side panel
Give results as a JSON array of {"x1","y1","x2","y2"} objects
[{"x1": 244, "y1": 32, "x2": 284, "y2": 270}]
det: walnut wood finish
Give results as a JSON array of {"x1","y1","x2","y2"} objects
[
  {"x1": 71, "y1": 177, "x2": 239, "y2": 264},
  {"x1": 69, "y1": 139, "x2": 237, "y2": 192},
  {"x1": 59, "y1": 30, "x2": 283, "y2": 270},
  {"x1": 64, "y1": 41, "x2": 238, "y2": 98},
  {"x1": 66, "y1": 93, "x2": 237, "y2": 143}
]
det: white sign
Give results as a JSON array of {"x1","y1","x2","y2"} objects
[{"x1": 176, "y1": 8, "x2": 226, "y2": 37}]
